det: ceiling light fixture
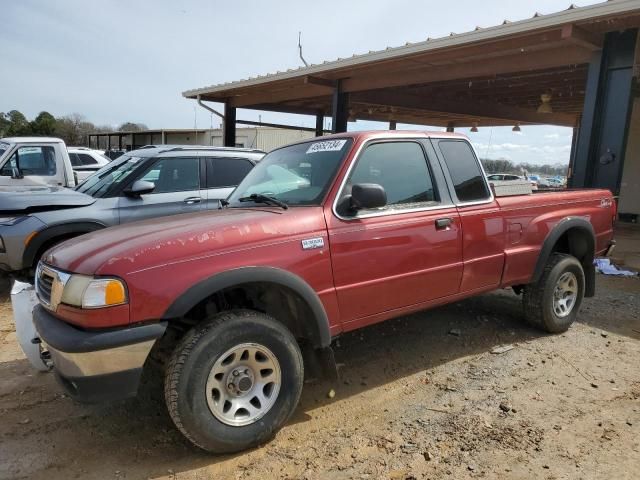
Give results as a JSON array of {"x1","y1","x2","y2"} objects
[
  {"x1": 537, "y1": 93, "x2": 553, "y2": 114},
  {"x1": 470, "y1": 122, "x2": 479, "y2": 133}
]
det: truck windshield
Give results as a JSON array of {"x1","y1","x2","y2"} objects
[
  {"x1": 228, "y1": 138, "x2": 353, "y2": 207},
  {"x1": 75, "y1": 154, "x2": 142, "y2": 197}
]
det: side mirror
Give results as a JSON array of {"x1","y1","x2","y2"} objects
[
  {"x1": 124, "y1": 180, "x2": 155, "y2": 198},
  {"x1": 350, "y1": 183, "x2": 387, "y2": 210},
  {"x1": 11, "y1": 167, "x2": 24, "y2": 179}
]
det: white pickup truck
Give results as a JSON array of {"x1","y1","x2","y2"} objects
[{"x1": 0, "y1": 137, "x2": 77, "y2": 188}]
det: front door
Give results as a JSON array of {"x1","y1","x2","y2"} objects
[
  {"x1": 117, "y1": 156, "x2": 204, "y2": 223},
  {"x1": 326, "y1": 139, "x2": 463, "y2": 329}
]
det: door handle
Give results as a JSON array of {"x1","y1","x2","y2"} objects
[
  {"x1": 184, "y1": 197, "x2": 202, "y2": 205},
  {"x1": 435, "y1": 217, "x2": 453, "y2": 230}
]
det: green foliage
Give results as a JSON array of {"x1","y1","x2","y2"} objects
[
  {"x1": 118, "y1": 122, "x2": 148, "y2": 132},
  {"x1": 31, "y1": 111, "x2": 57, "y2": 135},
  {"x1": 0, "y1": 109, "x2": 110, "y2": 147},
  {"x1": 1, "y1": 110, "x2": 32, "y2": 136}
]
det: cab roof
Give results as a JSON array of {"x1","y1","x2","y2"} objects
[{"x1": 1, "y1": 137, "x2": 65, "y2": 144}]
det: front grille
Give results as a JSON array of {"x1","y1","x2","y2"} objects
[{"x1": 36, "y1": 267, "x2": 54, "y2": 306}]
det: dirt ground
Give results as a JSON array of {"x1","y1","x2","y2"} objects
[{"x1": 0, "y1": 274, "x2": 639, "y2": 480}]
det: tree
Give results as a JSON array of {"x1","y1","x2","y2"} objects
[
  {"x1": 0, "y1": 113, "x2": 9, "y2": 137},
  {"x1": 118, "y1": 122, "x2": 148, "y2": 132},
  {"x1": 4, "y1": 110, "x2": 32, "y2": 136},
  {"x1": 30, "y1": 111, "x2": 57, "y2": 136},
  {"x1": 54, "y1": 113, "x2": 95, "y2": 146}
]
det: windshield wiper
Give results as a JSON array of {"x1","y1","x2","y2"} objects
[{"x1": 238, "y1": 194, "x2": 288, "y2": 210}]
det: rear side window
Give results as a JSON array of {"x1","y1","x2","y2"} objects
[
  {"x1": 438, "y1": 141, "x2": 490, "y2": 203},
  {"x1": 347, "y1": 141, "x2": 438, "y2": 208},
  {"x1": 78, "y1": 153, "x2": 98, "y2": 165},
  {"x1": 207, "y1": 157, "x2": 254, "y2": 188},
  {"x1": 139, "y1": 157, "x2": 200, "y2": 193},
  {"x1": 68, "y1": 152, "x2": 82, "y2": 167}
]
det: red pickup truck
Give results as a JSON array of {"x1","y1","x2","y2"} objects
[{"x1": 32, "y1": 131, "x2": 616, "y2": 453}]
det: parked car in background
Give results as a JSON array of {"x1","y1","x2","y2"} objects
[
  {"x1": 527, "y1": 174, "x2": 551, "y2": 189},
  {"x1": 0, "y1": 137, "x2": 76, "y2": 188},
  {"x1": 29, "y1": 131, "x2": 615, "y2": 453},
  {"x1": 487, "y1": 173, "x2": 522, "y2": 182},
  {"x1": 0, "y1": 145, "x2": 264, "y2": 280},
  {"x1": 67, "y1": 147, "x2": 110, "y2": 182},
  {"x1": 545, "y1": 177, "x2": 565, "y2": 188}
]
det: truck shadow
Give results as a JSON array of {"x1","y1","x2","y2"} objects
[{"x1": 1, "y1": 278, "x2": 638, "y2": 479}]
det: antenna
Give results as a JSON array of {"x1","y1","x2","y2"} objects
[{"x1": 298, "y1": 31, "x2": 309, "y2": 67}]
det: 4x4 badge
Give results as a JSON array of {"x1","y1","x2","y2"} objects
[{"x1": 301, "y1": 237, "x2": 324, "y2": 250}]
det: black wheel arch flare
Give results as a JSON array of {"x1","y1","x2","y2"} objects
[
  {"x1": 531, "y1": 217, "x2": 596, "y2": 297},
  {"x1": 23, "y1": 221, "x2": 106, "y2": 269},
  {"x1": 161, "y1": 266, "x2": 332, "y2": 348}
]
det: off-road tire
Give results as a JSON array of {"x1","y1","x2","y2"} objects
[
  {"x1": 164, "y1": 309, "x2": 304, "y2": 453},
  {"x1": 523, "y1": 253, "x2": 585, "y2": 333}
]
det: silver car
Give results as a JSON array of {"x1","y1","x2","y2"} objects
[{"x1": 0, "y1": 145, "x2": 264, "y2": 280}]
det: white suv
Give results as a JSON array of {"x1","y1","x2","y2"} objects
[{"x1": 67, "y1": 147, "x2": 110, "y2": 182}]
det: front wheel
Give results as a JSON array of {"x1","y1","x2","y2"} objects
[
  {"x1": 523, "y1": 253, "x2": 585, "y2": 333},
  {"x1": 164, "y1": 310, "x2": 303, "y2": 453}
]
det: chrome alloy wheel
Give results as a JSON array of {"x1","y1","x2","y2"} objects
[
  {"x1": 205, "y1": 343, "x2": 281, "y2": 427},
  {"x1": 553, "y1": 272, "x2": 578, "y2": 318}
]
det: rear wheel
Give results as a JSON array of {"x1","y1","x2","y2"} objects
[
  {"x1": 164, "y1": 310, "x2": 303, "y2": 453},
  {"x1": 523, "y1": 253, "x2": 585, "y2": 333}
]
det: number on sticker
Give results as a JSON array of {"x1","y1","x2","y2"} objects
[{"x1": 306, "y1": 140, "x2": 347, "y2": 154}]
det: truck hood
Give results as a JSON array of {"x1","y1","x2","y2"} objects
[
  {"x1": 0, "y1": 186, "x2": 95, "y2": 213},
  {"x1": 44, "y1": 207, "x2": 326, "y2": 276}
]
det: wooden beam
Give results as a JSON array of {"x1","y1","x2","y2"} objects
[
  {"x1": 342, "y1": 46, "x2": 594, "y2": 93},
  {"x1": 228, "y1": 84, "x2": 330, "y2": 108},
  {"x1": 351, "y1": 90, "x2": 577, "y2": 126},
  {"x1": 250, "y1": 103, "x2": 330, "y2": 116},
  {"x1": 304, "y1": 75, "x2": 336, "y2": 88},
  {"x1": 561, "y1": 24, "x2": 603, "y2": 51}
]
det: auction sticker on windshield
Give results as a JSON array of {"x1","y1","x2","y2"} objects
[{"x1": 306, "y1": 140, "x2": 347, "y2": 154}]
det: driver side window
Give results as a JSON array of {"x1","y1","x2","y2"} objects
[{"x1": 346, "y1": 141, "x2": 438, "y2": 210}]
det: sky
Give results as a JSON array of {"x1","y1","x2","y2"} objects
[{"x1": 1, "y1": 0, "x2": 603, "y2": 165}]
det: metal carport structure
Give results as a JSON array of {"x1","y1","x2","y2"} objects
[{"x1": 183, "y1": 0, "x2": 640, "y2": 202}]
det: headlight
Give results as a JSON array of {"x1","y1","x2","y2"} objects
[{"x1": 60, "y1": 275, "x2": 128, "y2": 309}]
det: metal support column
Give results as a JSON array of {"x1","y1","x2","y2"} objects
[
  {"x1": 118, "y1": 135, "x2": 122, "y2": 150},
  {"x1": 315, "y1": 113, "x2": 324, "y2": 137},
  {"x1": 223, "y1": 103, "x2": 237, "y2": 147},
  {"x1": 446, "y1": 122, "x2": 455, "y2": 132},
  {"x1": 331, "y1": 81, "x2": 348, "y2": 133},
  {"x1": 570, "y1": 29, "x2": 637, "y2": 193},
  {"x1": 389, "y1": 120, "x2": 397, "y2": 130}
]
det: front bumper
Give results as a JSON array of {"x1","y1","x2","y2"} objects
[{"x1": 33, "y1": 305, "x2": 166, "y2": 403}]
